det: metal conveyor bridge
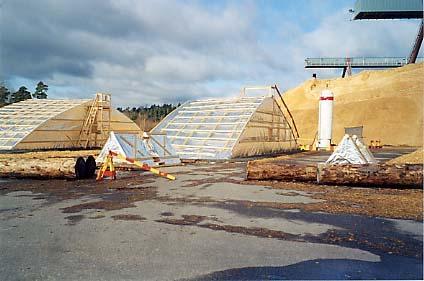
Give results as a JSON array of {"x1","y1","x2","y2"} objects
[{"x1": 305, "y1": 57, "x2": 423, "y2": 77}]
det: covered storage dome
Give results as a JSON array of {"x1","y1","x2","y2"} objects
[
  {"x1": 151, "y1": 89, "x2": 298, "y2": 160},
  {"x1": 0, "y1": 94, "x2": 140, "y2": 150}
]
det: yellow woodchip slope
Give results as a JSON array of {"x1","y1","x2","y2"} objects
[{"x1": 282, "y1": 63, "x2": 423, "y2": 146}]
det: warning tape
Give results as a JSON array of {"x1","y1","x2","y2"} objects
[{"x1": 109, "y1": 151, "x2": 176, "y2": 180}]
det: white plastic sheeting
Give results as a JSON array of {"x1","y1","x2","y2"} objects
[
  {"x1": 0, "y1": 99, "x2": 91, "y2": 150},
  {"x1": 326, "y1": 134, "x2": 376, "y2": 164},
  {"x1": 151, "y1": 96, "x2": 297, "y2": 160},
  {"x1": 96, "y1": 131, "x2": 181, "y2": 167}
]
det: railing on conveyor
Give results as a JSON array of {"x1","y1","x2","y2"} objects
[{"x1": 305, "y1": 57, "x2": 424, "y2": 68}]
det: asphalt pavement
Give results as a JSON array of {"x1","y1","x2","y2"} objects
[{"x1": 0, "y1": 163, "x2": 422, "y2": 280}]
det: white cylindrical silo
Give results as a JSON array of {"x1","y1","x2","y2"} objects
[{"x1": 317, "y1": 89, "x2": 334, "y2": 150}]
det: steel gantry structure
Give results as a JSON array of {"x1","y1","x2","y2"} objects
[{"x1": 305, "y1": 0, "x2": 423, "y2": 77}]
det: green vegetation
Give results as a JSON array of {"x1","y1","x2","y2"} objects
[
  {"x1": 0, "y1": 81, "x2": 49, "y2": 107},
  {"x1": 10, "y1": 86, "x2": 32, "y2": 103},
  {"x1": 117, "y1": 103, "x2": 181, "y2": 131},
  {"x1": 117, "y1": 103, "x2": 180, "y2": 122},
  {"x1": 33, "y1": 81, "x2": 48, "y2": 99},
  {"x1": 0, "y1": 84, "x2": 10, "y2": 107}
]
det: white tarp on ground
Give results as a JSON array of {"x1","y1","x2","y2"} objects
[
  {"x1": 326, "y1": 134, "x2": 377, "y2": 164},
  {"x1": 96, "y1": 131, "x2": 181, "y2": 167}
]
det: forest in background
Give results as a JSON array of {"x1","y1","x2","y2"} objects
[
  {"x1": 0, "y1": 81, "x2": 48, "y2": 107},
  {"x1": 117, "y1": 104, "x2": 180, "y2": 131},
  {"x1": 0, "y1": 80, "x2": 179, "y2": 132}
]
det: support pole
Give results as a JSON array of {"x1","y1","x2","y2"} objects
[{"x1": 408, "y1": 19, "x2": 423, "y2": 64}]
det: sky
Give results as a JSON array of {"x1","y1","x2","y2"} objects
[{"x1": 0, "y1": 0, "x2": 422, "y2": 107}]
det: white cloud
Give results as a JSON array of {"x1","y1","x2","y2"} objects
[
  {"x1": 302, "y1": 11, "x2": 419, "y2": 57},
  {"x1": 1, "y1": 1, "x2": 421, "y2": 107}
]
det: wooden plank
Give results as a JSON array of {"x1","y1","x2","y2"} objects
[
  {"x1": 245, "y1": 124, "x2": 289, "y2": 129},
  {"x1": 254, "y1": 110, "x2": 275, "y2": 116},
  {"x1": 168, "y1": 135, "x2": 237, "y2": 141},
  {"x1": 239, "y1": 139, "x2": 294, "y2": 144},
  {"x1": 163, "y1": 128, "x2": 242, "y2": 133},
  {"x1": 171, "y1": 115, "x2": 251, "y2": 119},
  {"x1": 173, "y1": 144, "x2": 232, "y2": 150},
  {"x1": 166, "y1": 122, "x2": 244, "y2": 126},
  {"x1": 180, "y1": 108, "x2": 256, "y2": 113},
  {"x1": 183, "y1": 103, "x2": 261, "y2": 109}
]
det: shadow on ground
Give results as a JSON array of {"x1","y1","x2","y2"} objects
[
  {"x1": 207, "y1": 201, "x2": 423, "y2": 258},
  {"x1": 186, "y1": 255, "x2": 423, "y2": 280}
]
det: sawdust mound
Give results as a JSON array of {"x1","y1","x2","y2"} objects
[
  {"x1": 282, "y1": 63, "x2": 424, "y2": 146},
  {"x1": 387, "y1": 148, "x2": 423, "y2": 165}
]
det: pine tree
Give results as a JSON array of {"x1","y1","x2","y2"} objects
[
  {"x1": 11, "y1": 86, "x2": 32, "y2": 103},
  {"x1": 0, "y1": 84, "x2": 10, "y2": 106},
  {"x1": 33, "y1": 81, "x2": 48, "y2": 99}
]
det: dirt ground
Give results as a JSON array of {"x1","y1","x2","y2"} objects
[
  {"x1": 243, "y1": 180, "x2": 422, "y2": 221},
  {"x1": 388, "y1": 148, "x2": 424, "y2": 165}
]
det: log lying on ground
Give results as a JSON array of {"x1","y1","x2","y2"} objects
[
  {"x1": 247, "y1": 161, "x2": 317, "y2": 182},
  {"x1": 247, "y1": 160, "x2": 422, "y2": 187},
  {"x1": 317, "y1": 163, "x2": 423, "y2": 187},
  {"x1": 0, "y1": 157, "x2": 77, "y2": 179},
  {"x1": 0, "y1": 150, "x2": 100, "y2": 160},
  {"x1": 0, "y1": 150, "x2": 99, "y2": 179}
]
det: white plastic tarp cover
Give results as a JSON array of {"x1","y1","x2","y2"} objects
[
  {"x1": 151, "y1": 97, "x2": 265, "y2": 160},
  {"x1": 96, "y1": 131, "x2": 181, "y2": 167},
  {"x1": 326, "y1": 134, "x2": 377, "y2": 164},
  {"x1": 0, "y1": 99, "x2": 90, "y2": 150}
]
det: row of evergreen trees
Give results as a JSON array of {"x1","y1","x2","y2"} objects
[
  {"x1": 0, "y1": 81, "x2": 48, "y2": 107},
  {"x1": 118, "y1": 103, "x2": 180, "y2": 121},
  {"x1": 0, "y1": 80, "x2": 176, "y2": 124}
]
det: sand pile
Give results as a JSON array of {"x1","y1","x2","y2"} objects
[
  {"x1": 282, "y1": 63, "x2": 423, "y2": 146},
  {"x1": 387, "y1": 148, "x2": 423, "y2": 165}
]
